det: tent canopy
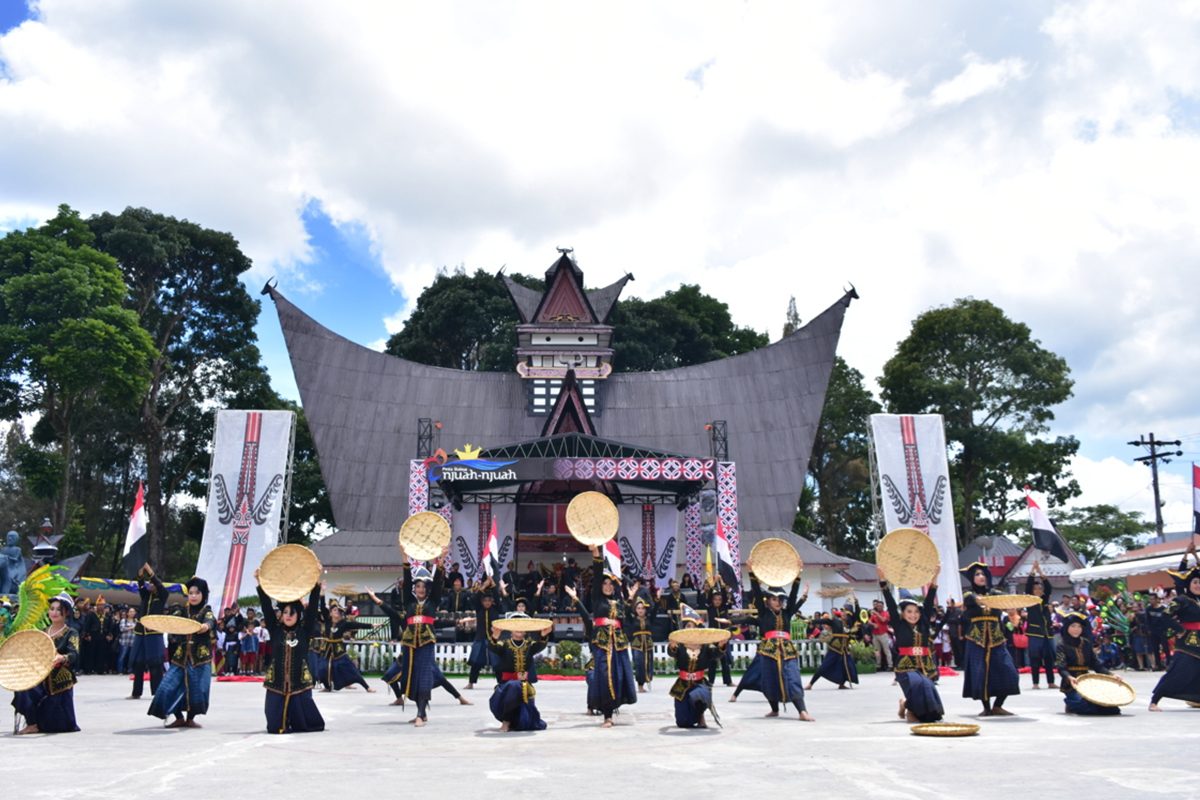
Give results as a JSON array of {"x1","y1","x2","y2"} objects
[{"x1": 1069, "y1": 553, "x2": 1185, "y2": 583}]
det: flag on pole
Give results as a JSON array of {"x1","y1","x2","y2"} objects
[
  {"x1": 121, "y1": 482, "x2": 148, "y2": 580},
  {"x1": 1192, "y1": 463, "x2": 1199, "y2": 535},
  {"x1": 705, "y1": 544, "x2": 714, "y2": 584},
  {"x1": 483, "y1": 517, "x2": 502, "y2": 580},
  {"x1": 1025, "y1": 486, "x2": 1072, "y2": 564},
  {"x1": 602, "y1": 538, "x2": 622, "y2": 580},
  {"x1": 714, "y1": 516, "x2": 741, "y2": 592}
]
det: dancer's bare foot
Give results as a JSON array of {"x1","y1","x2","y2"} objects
[
  {"x1": 183, "y1": 719, "x2": 202, "y2": 728},
  {"x1": 414, "y1": 717, "x2": 425, "y2": 727},
  {"x1": 696, "y1": 718, "x2": 707, "y2": 728},
  {"x1": 465, "y1": 683, "x2": 475, "y2": 690},
  {"x1": 898, "y1": 699, "x2": 906, "y2": 719},
  {"x1": 408, "y1": 716, "x2": 420, "y2": 724},
  {"x1": 1032, "y1": 684, "x2": 1040, "y2": 690},
  {"x1": 126, "y1": 695, "x2": 141, "y2": 700},
  {"x1": 499, "y1": 721, "x2": 510, "y2": 732},
  {"x1": 905, "y1": 710, "x2": 919, "y2": 723},
  {"x1": 1149, "y1": 703, "x2": 1161, "y2": 712},
  {"x1": 365, "y1": 687, "x2": 376, "y2": 693},
  {"x1": 728, "y1": 695, "x2": 738, "y2": 703},
  {"x1": 837, "y1": 684, "x2": 848, "y2": 690},
  {"x1": 991, "y1": 707, "x2": 1014, "y2": 717},
  {"x1": 804, "y1": 683, "x2": 814, "y2": 691},
  {"x1": 319, "y1": 688, "x2": 331, "y2": 693},
  {"x1": 891, "y1": 680, "x2": 897, "y2": 686},
  {"x1": 458, "y1": 696, "x2": 473, "y2": 706},
  {"x1": 638, "y1": 686, "x2": 647, "y2": 693},
  {"x1": 15, "y1": 724, "x2": 39, "y2": 735},
  {"x1": 799, "y1": 711, "x2": 815, "y2": 722},
  {"x1": 165, "y1": 717, "x2": 187, "y2": 728},
  {"x1": 764, "y1": 710, "x2": 779, "y2": 717},
  {"x1": 978, "y1": 709, "x2": 993, "y2": 717},
  {"x1": 601, "y1": 719, "x2": 614, "y2": 728},
  {"x1": 389, "y1": 698, "x2": 405, "y2": 706}
]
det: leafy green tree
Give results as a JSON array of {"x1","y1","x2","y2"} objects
[
  {"x1": 879, "y1": 298, "x2": 1079, "y2": 546},
  {"x1": 608, "y1": 285, "x2": 768, "y2": 372},
  {"x1": 386, "y1": 267, "x2": 543, "y2": 370},
  {"x1": 801, "y1": 357, "x2": 882, "y2": 561},
  {"x1": 87, "y1": 207, "x2": 263, "y2": 568},
  {"x1": 1011, "y1": 504, "x2": 1153, "y2": 566},
  {"x1": 782, "y1": 296, "x2": 802, "y2": 337},
  {"x1": 0, "y1": 206, "x2": 156, "y2": 535}
]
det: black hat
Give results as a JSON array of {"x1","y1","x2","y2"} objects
[
  {"x1": 185, "y1": 576, "x2": 210, "y2": 605},
  {"x1": 1167, "y1": 562, "x2": 1200, "y2": 597},
  {"x1": 959, "y1": 562, "x2": 993, "y2": 590}
]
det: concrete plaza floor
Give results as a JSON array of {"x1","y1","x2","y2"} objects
[{"x1": 2, "y1": 668, "x2": 1197, "y2": 799}]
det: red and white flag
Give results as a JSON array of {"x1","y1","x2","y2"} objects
[
  {"x1": 602, "y1": 538, "x2": 622, "y2": 580},
  {"x1": 1026, "y1": 486, "x2": 1072, "y2": 564},
  {"x1": 483, "y1": 517, "x2": 502, "y2": 580},
  {"x1": 714, "y1": 516, "x2": 740, "y2": 592},
  {"x1": 121, "y1": 482, "x2": 148, "y2": 579}
]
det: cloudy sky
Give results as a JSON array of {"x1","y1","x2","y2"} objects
[{"x1": 2, "y1": 0, "x2": 1198, "y2": 531}]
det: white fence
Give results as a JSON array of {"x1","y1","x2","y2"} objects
[{"x1": 343, "y1": 637, "x2": 828, "y2": 675}]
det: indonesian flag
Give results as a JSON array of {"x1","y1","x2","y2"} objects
[
  {"x1": 121, "y1": 482, "x2": 149, "y2": 580},
  {"x1": 1025, "y1": 486, "x2": 1072, "y2": 564},
  {"x1": 714, "y1": 516, "x2": 741, "y2": 592},
  {"x1": 483, "y1": 517, "x2": 502, "y2": 580},
  {"x1": 602, "y1": 538, "x2": 622, "y2": 580},
  {"x1": 1193, "y1": 464, "x2": 1199, "y2": 535}
]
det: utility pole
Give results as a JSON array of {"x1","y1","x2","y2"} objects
[{"x1": 1128, "y1": 433, "x2": 1182, "y2": 538}]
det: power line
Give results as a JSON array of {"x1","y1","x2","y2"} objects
[{"x1": 1128, "y1": 433, "x2": 1183, "y2": 538}]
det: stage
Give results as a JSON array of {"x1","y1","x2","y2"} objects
[{"x1": 3, "y1": 670, "x2": 1193, "y2": 797}]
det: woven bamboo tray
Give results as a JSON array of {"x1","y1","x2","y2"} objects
[
  {"x1": 1076, "y1": 674, "x2": 1136, "y2": 707},
  {"x1": 816, "y1": 585, "x2": 853, "y2": 599},
  {"x1": 492, "y1": 617, "x2": 553, "y2": 633},
  {"x1": 141, "y1": 614, "x2": 204, "y2": 635},
  {"x1": 911, "y1": 722, "x2": 980, "y2": 737},
  {"x1": 749, "y1": 538, "x2": 802, "y2": 587},
  {"x1": 877, "y1": 527, "x2": 941, "y2": 589},
  {"x1": 669, "y1": 628, "x2": 731, "y2": 646},
  {"x1": 565, "y1": 491, "x2": 619, "y2": 546},
  {"x1": 398, "y1": 511, "x2": 452, "y2": 561},
  {"x1": 0, "y1": 629, "x2": 56, "y2": 692},
  {"x1": 259, "y1": 544, "x2": 322, "y2": 602},
  {"x1": 977, "y1": 594, "x2": 1040, "y2": 610}
]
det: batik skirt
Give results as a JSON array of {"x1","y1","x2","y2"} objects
[
  {"x1": 811, "y1": 647, "x2": 859, "y2": 686},
  {"x1": 399, "y1": 642, "x2": 435, "y2": 702},
  {"x1": 489, "y1": 680, "x2": 546, "y2": 731},
  {"x1": 265, "y1": 688, "x2": 326, "y2": 733},
  {"x1": 149, "y1": 662, "x2": 211, "y2": 719},
  {"x1": 631, "y1": 646, "x2": 654, "y2": 685},
  {"x1": 962, "y1": 641, "x2": 1021, "y2": 702},
  {"x1": 327, "y1": 653, "x2": 366, "y2": 690},
  {"x1": 12, "y1": 684, "x2": 79, "y2": 733},
  {"x1": 1062, "y1": 688, "x2": 1120, "y2": 716},
  {"x1": 674, "y1": 684, "x2": 713, "y2": 728},
  {"x1": 897, "y1": 670, "x2": 944, "y2": 722},
  {"x1": 735, "y1": 653, "x2": 764, "y2": 694},
  {"x1": 761, "y1": 654, "x2": 806, "y2": 709},
  {"x1": 1152, "y1": 651, "x2": 1200, "y2": 704},
  {"x1": 587, "y1": 644, "x2": 637, "y2": 714}
]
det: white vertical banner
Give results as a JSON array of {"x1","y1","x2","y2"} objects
[
  {"x1": 614, "y1": 504, "x2": 679, "y2": 587},
  {"x1": 869, "y1": 414, "x2": 962, "y2": 603},
  {"x1": 450, "y1": 504, "x2": 482, "y2": 582},
  {"x1": 196, "y1": 410, "x2": 295, "y2": 613},
  {"x1": 653, "y1": 506, "x2": 679, "y2": 585}
]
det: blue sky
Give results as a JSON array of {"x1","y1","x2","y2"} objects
[{"x1": 2, "y1": 1, "x2": 1199, "y2": 530}]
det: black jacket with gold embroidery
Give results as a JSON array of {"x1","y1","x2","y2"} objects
[
  {"x1": 667, "y1": 641, "x2": 722, "y2": 700},
  {"x1": 590, "y1": 558, "x2": 629, "y2": 651},
  {"x1": 883, "y1": 583, "x2": 942, "y2": 678},
  {"x1": 167, "y1": 603, "x2": 216, "y2": 667},
  {"x1": 750, "y1": 575, "x2": 804, "y2": 659},
  {"x1": 45, "y1": 626, "x2": 80, "y2": 695},
  {"x1": 258, "y1": 584, "x2": 321, "y2": 695},
  {"x1": 962, "y1": 590, "x2": 1005, "y2": 650}
]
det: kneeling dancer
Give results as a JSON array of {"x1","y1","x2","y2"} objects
[
  {"x1": 879, "y1": 567, "x2": 944, "y2": 722},
  {"x1": 255, "y1": 572, "x2": 325, "y2": 733},
  {"x1": 488, "y1": 614, "x2": 551, "y2": 731},
  {"x1": 668, "y1": 605, "x2": 724, "y2": 729},
  {"x1": 1057, "y1": 611, "x2": 1123, "y2": 716}
]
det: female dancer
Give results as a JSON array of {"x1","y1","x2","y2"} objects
[
  {"x1": 627, "y1": 584, "x2": 657, "y2": 692},
  {"x1": 1057, "y1": 611, "x2": 1123, "y2": 715},
  {"x1": 878, "y1": 567, "x2": 944, "y2": 722},
  {"x1": 668, "y1": 605, "x2": 723, "y2": 728},
  {"x1": 463, "y1": 578, "x2": 502, "y2": 690},
  {"x1": 367, "y1": 587, "x2": 471, "y2": 708},
  {"x1": 806, "y1": 603, "x2": 860, "y2": 691},
  {"x1": 488, "y1": 614, "x2": 552, "y2": 732},
  {"x1": 1149, "y1": 542, "x2": 1200, "y2": 710},
  {"x1": 586, "y1": 544, "x2": 637, "y2": 727},
  {"x1": 319, "y1": 600, "x2": 376, "y2": 693},
  {"x1": 704, "y1": 583, "x2": 734, "y2": 687},
  {"x1": 127, "y1": 563, "x2": 168, "y2": 700},
  {"x1": 1024, "y1": 561, "x2": 1057, "y2": 689},
  {"x1": 730, "y1": 580, "x2": 808, "y2": 703},
  {"x1": 148, "y1": 577, "x2": 215, "y2": 728},
  {"x1": 397, "y1": 554, "x2": 445, "y2": 726},
  {"x1": 13, "y1": 593, "x2": 80, "y2": 734},
  {"x1": 747, "y1": 562, "x2": 814, "y2": 720},
  {"x1": 959, "y1": 562, "x2": 1021, "y2": 716},
  {"x1": 254, "y1": 572, "x2": 325, "y2": 733}
]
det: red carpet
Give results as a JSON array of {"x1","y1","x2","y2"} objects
[
  {"x1": 216, "y1": 675, "x2": 265, "y2": 682},
  {"x1": 937, "y1": 666, "x2": 959, "y2": 677},
  {"x1": 535, "y1": 674, "x2": 587, "y2": 681}
]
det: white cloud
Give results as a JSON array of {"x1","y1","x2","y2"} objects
[
  {"x1": 930, "y1": 54, "x2": 1029, "y2": 107},
  {"x1": 1064, "y1": 454, "x2": 1194, "y2": 531},
  {"x1": 2, "y1": 0, "x2": 1200, "y2": 515}
]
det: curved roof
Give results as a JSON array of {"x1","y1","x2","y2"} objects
[{"x1": 267, "y1": 284, "x2": 851, "y2": 550}]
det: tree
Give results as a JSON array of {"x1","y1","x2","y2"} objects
[
  {"x1": 87, "y1": 207, "x2": 263, "y2": 569},
  {"x1": 801, "y1": 357, "x2": 882, "y2": 561},
  {"x1": 385, "y1": 267, "x2": 543, "y2": 371},
  {"x1": 1012, "y1": 505, "x2": 1153, "y2": 566},
  {"x1": 0, "y1": 205, "x2": 156, "y2": 535},
  {"x1": 608, "y1": 285, "x2": 768, "y2": 372},
  {"x1": 879, "y1": 298, "x2": 1079, "y2": 546},
  {"x1": 782, "y1": 296, "x2": 802, "y2": 337}
]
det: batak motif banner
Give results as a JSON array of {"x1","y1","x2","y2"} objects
[
  {"x1": 196, "y1": 410, "x2": 294, "y2": 613},
  {"x1": 616, "y1": 505, "x2": 679, "y2": 584},
  {"x1": 869, "y1": 414, "x2": 962, "y2": 603}
]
